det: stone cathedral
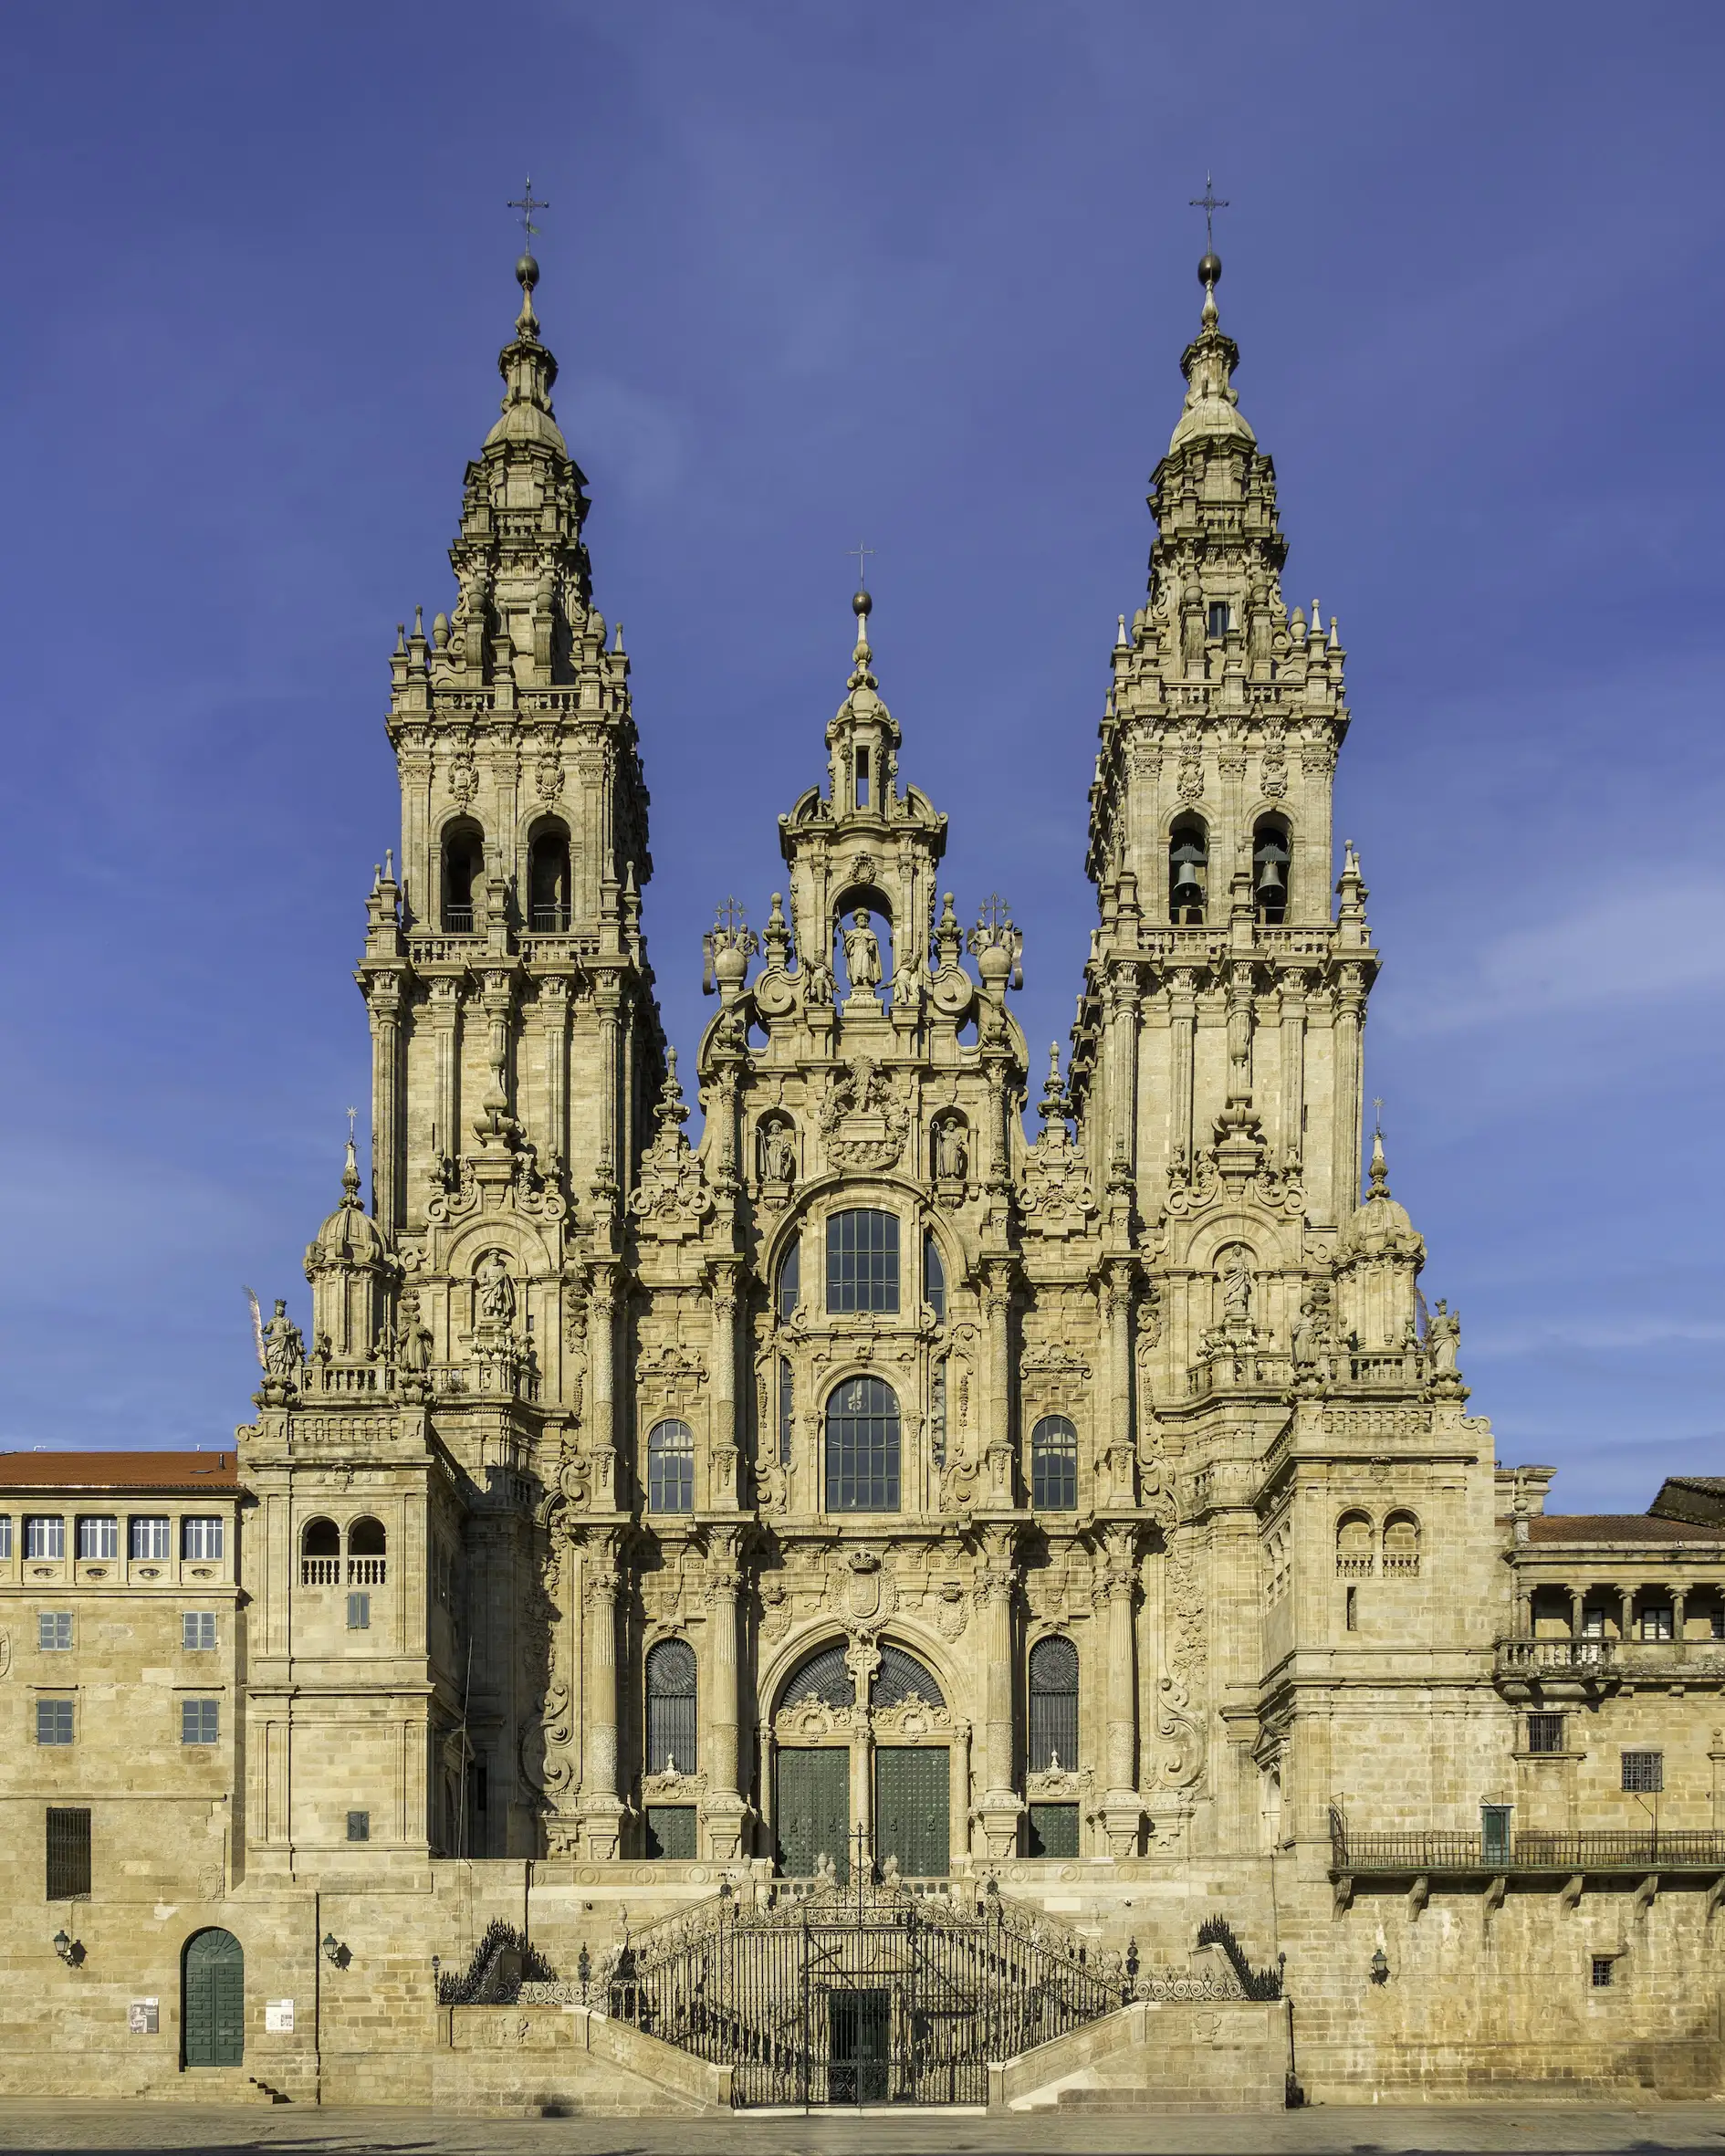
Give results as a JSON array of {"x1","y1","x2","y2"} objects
[{"x1": 5, "y1": 245, "x2": 1724, "y2": 2113}]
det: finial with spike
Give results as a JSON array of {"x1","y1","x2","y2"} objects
[
  {"x1": 341, "y1": 1107, "x2": 361, "y2": 1208},
  {"x1": 1368, "y1": 1098, "x2": 1389, "y2": 1198}
]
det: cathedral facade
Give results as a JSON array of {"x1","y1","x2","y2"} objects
[{"x1": 3, "y1": 246, "x2": 1723, "y2": 2111}]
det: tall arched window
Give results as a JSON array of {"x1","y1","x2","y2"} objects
[
  {"x1": 300, "y1": 1518, "x2": 340, "y2": 1586},
  {"x1": 528, "y1": 820, "x2": 571, "y2": 931},
  {"x1": 647, "y1": 1419, "x2": 695, "y2": 1514},
  {"x1": 924, "y1": 1233, "x2": 946, "y2": 1326},
  {"x1": 1383, "y1": 1512, "x2": 1421, "y2": 1575},
  {"x1": 1252, "y1": 814, "x2": 1291, "y2": 926},
  {"x1": 1028, "y1": 1635, "x2": 1080, "y2": 1772},
  {"x1": 347, "y1": 1516, "x2": 387, "y2": 1586},
  {"x1": 827, "y1": 1209, "x2": 899, "y2": 1313},
  {"x1": 824, "y1": 1376, "x2": 900, "y2": 1512},
  {"x1": 441, "y1": 820, "x2": 484, "y2": 932},
  {"x1": 1168, "y1": 814, "x2": 1208, "y2": 926},
  {"x1": 1336, "y1": 1512, "x2": 1374, "y2": 1576},
  {"x1": 776, "y1": 1237, "x2": 801, "y2": 1324},
  {"x1": 1030, "y1": 1416, "x2": 1079, "y2": 1511},
  {"x1": 644, "y1": 1638, "x2": 697, "y2": 1774}
]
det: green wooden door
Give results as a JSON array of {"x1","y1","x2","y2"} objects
[
  {"x1": 776, "y1": 1748, "x2": 850, "y2": 1881},
  {"x1": 874, "y1": 1746, "x2": 949, "y2": 1879},
  {"x1": 183, "y1": 1928, "x2": 244, "y2": 2067}
]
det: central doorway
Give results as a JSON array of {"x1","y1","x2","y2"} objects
[
  {"x1": 828, "y1": 1986, "x2": 891, "y2": 2103},
  {"x1": 777, "y1": 1747, "x2": 851, "y2": 1880},
  {"x1": 182, "y1": 1928, "x2": 244, "y2": 2067},
  {"x1": 874, "y1": 1746, "x2": 949, "y2": 1878}
]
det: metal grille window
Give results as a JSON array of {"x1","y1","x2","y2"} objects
[
  {"x1": 183, "y1": 1612, "x2": 217, "y2": 1651},
  {"x1": 347, "y1": 1811, "x2": 371, "y2": 1843},
  {"x1": 1526, "y1": 1712, "x2": 1565, "y2": 1754},
  {"x1": 129, "y1": 1516, "x2": 171, "y2": 1562},
  {"x1": 38, "y1": 1613, "x2": 72, "y2": 1651},
  {"x1": 647, "y1": 1419, "x2": 695, "y2": 1514},
  {"x1": 1031, "y1": 1416, "x2": 1079, "y2": 1511},
  {"x1": 182, "y1": 1517, "x2": 225, "y2": 1562},
  {"x1": 826, "y1": 1209, "x2": 900, "y2": 1314},
  {"x1": 924, "y1": 1234, "x2": 946, "y2": 1326},
  {"x1": 872, "y1": 1645, "x2": 944, "y2": 1709},
  {"x1": 1622, "y1": 1750, "x2": 1664, "y2": 1794},
  {"x1": 76, "y1": 1516, "x2": 117, "y2": 1561},
  {"x1": 824, "y1": 1376, "x2": 901, "y2": 1512},
  {"x1": 1592, "y1": 1956, "x2": 1615, "y2": 1989},
  {"x1": 1028, "y1": 1636, "x2": 1080, "y2": 1772},
  {"x1": 781, "y1": 1640, "x2": 855, "y2": 1709},
  {"x1": 777, "y1": 1237, "x2": 801, "y2": 1324},
  {"x1": 181, "y1": 1699, "x2": 220, "y2": 1745},
  {"x1": 37, "y1": 1699, "x2": 73, "y2": 1745},
  {"x1": 24, "y1": 1516, "x2": 64, "y2": 1561},
  {"x1": 347, "y1": 1592, "x2": 371, "y2": 1631},
  {"x1": 779, "y1": 1357, "x2": 793, "y2": 1466},
  {"x1": 645, "y1": 1639, "x2": 697, "y2": 1775},
  {"x1": 46, "y1": 1807, "x2": 90, "y2": 1900}
]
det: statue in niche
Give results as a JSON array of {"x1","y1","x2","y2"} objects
[
  {"x1": 758, "y1": 1119, "x2": 797, "y2": 1184},
  {"x1": 1219, "y1": 1249, "x2": 1252, "y2": 1323},
  {"x1": 842, "y1": 909, "x2": 883, "y2": 995},
  {"x1": 261, "y1": 1300, "x2": 304, "y2": 1382},
  {"x1": 476, "y1": 1251, "x2": 516, "y2": 1326},
  {"x1": 934, "y1": 1118, "x2": 967, "y2": 1181}
]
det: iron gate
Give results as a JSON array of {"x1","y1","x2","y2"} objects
[{"x1": 609, "y1": 1878, "x2": 1126, "y2": 2108}]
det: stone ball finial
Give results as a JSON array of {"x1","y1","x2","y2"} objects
[
  {"x1": 852, "y1": 587, "x2": 873, "y2": 620},
  {"x1": 517, "y1": 250, "x2": 540, "y2": 292},
  {"x1": 1198, "y1": 250, "x2": 1221, "y2": 288}
]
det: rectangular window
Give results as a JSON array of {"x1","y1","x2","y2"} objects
[
  {"x1": 1480, "y1": 1804, "x2": 1513, "y2": 1866},
  {"x1": 0, "y1": 1515, "x2": 11, "y2": 1558},
  {"x1": 1714, "y1": 1609, "x2": 1725, "y2": 1643},
  {"x1": 1344, "y1": 1585, "x2": 1358, "y2": 1631},
  {"x1": 37, "y1": 1612, "x2": 72, "y2": 1652},
  {"x1": 180, "y1": 1699, "x2": 219, "y2": 1745},
  {"x1": 129, "y1": 1516, "x2": 171, "y2": 1562},
  {"x1": 1026, "y1": 1803, "x2": 1080, "y2": 1859},
  {"x1": 1592, "y1": 1955, "x2": 1615, "y2": 1989},
  {"x1": 854, "y1": 748, "x2": 870, "y2": 808},
  {"x1": 1207, "y1": 600, "x2": 1230, "y2": 636},
  {"x1": 182, "y1": 1612, "x2": 217, "y2": 1651},
  {"x1": 1582, "y1": 1607, "x2": 1606, "y2": 1638},
  {"x1": 1622, "y1": 1750, "x2": 1663, "y2": 1794},
  {"x1": 24, "y1": 1516, "x2": 64, "y2": 1561},
  {"x1": 46, "y1": 1807, "x2": 91, "y2": 1900},
  {"x1": 347, "y1": 1592, "x2": 371, "y2": 1631},
  {"x1": 76, "y1": 1516, "x2": 117, "y2": 1561},
  {"x1": 1526, "y1": 1712, "x2": 1565, "y2": 1754},
  {"x1": 36, "y1": 1699, "x2": 73, "y2": 1746},
  {"x1": 181, "y1": 1516, "x2": 225, "y2": 1562},
  {"x1": 1639, "y1": 1605, "x2": 1674, "y2": 1642},
  {"x1": 346, "y1": 1811, "x2": 371, "y2": 1843},
  {"x1": 644, "y1": 1805, "x2": 697, "y2": 1860},
  {"x1": 826, "y1": 1209, "x2": 900, "y2": 1314}
]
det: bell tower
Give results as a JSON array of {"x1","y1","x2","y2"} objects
[{"x1": 1072, "y1": 248, "x2": 1375, "y2": 1234}]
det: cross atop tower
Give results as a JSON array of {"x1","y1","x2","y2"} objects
[
  {"x1": 507, "y1": 176, "x2": 550, "y2": 242},
  {"x1": 847, "y1": 541, "x2": 874, "y2": 591},
  {"x1": 1189, "y1": 173, "x2": 1228, "y2": 255}
]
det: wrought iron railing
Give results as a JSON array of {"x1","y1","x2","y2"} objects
[
  {"x1": 1196, "y1": 1915, "x2": 1284, "y2": 1999},
  {"x1": 1330, "y1": 1808, "x2": 1725, "y2": 1876}
]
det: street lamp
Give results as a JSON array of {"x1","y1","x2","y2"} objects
[
  {"x1": 1369, "y1": 1946, "x2": 1390, "y2": 1985},
  {"x1": 52, "y1": 1929, "x2": 78, "y2": 1965},
  {"x1": 322, "y1": 1932, "x2": 344, "y2": 1966}
]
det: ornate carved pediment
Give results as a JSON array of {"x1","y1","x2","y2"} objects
[{"x1": 820, "y1": 1056, "x2": 908, "y2": 1171}]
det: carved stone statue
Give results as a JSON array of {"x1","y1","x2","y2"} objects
[
  {"x1": 934, "y1": 1118, "x2": 967, "y2": 1181},
  {"x1": 261, "y1": 1299, "x2": 304, "y2": 1382},
  {"x1": 1220, "y1": 1250, "x2": 1252, "y2": 1322},
  {"x1": 477, "y1": 1251, "x2": 516, "y2": 1326},
  {"x1": 842, "y1": 909, "x2": 882, "y2": 994},
  {"x1": 758, "y1": 1120, "x2": 797, "y2": 1183},
  {"x1": 396, "y1": 1289, "x2": 432, "y2": 1374},
  {"x1": 802, "y1": 955, "x2": 833, "y2": 1007},
  {"x1": 1428, "y1": 1299, "x2": 1461, "y2": 1379}
]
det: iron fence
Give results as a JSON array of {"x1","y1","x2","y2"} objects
[{"x1": 1331, "y1": 1809, "x2": 1725, "y2": 1876}]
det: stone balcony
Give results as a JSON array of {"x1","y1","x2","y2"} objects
[{"x1": 1494, "y1": 1634, "x2": 1725, "y2": 1700}]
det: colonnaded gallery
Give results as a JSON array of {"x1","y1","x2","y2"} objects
[{"x1": 4, "y1": 241, "x2": 1723, "y2": 2116}]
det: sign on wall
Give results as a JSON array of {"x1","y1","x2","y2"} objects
[
  {"x1": 128, "y1": 1999, "x2": 159, "y2": 2035},
  {"x1": 265, "y1": 1999, "x2": 295, "y2": 2034}
]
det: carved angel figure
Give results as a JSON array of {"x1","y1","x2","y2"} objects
[{"x1": 261, "y1": 1299, "x2": 304, "y2": 1382}]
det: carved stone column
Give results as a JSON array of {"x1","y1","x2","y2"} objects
[
  {"x1": 1167, "y1": 968, "x2": 1197, "y2": 1177},
  {"x1": 428, "y1": 977, "x2": 463, "y2": 1188},
  {"x1": 1105, "y1": 963, "x2": 1142, "y2": 1185},
  {"x1": 1332, "y1": 964, "x2": 1366, "y2": 1215},
  {"x1": 1100, "y1": 1523, "x2": 1143, "y2": 1856},
  {"x1": 589, "y1": 1266, "x2": 618, "y2": 1493},
  {"x1": 701, "y1": 1530, "x2": 749, "y2": 1860},
  {"x1": 366, "y1": 974, "x2": 405, "y2": 1230},
  {"x1": 1279, "y1": 968, "x2": 1309, "y2": 1170},
  {"x1": 981, "y1": 1261, "x2": 1016, "y2": 1505},
  {"x1": 577, "y1": 1536, "x2": 624, "y2": 1859},
  {"x1": 1101, "y1": 1261, "x2": 1136, "y2": 1506},
  {"x1": 538, "y1": 975, "x2": 570, "y2": 1188},
  {"x1": 707, "y1": 1263, "x2": 740, "y2": 1510},
  {"x1": 976, "y1": 1524, "x2": 1022, "y2": 1858}
]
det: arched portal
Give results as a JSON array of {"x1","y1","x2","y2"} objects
[{"x1": 182, "y1": 1927, "x2": 244, "y2": 2067}]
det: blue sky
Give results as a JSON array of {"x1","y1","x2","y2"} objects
[{"x1": 0, "y1": 3, "x2": 1720, "y2": 1511}]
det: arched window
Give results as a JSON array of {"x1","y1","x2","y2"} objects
[
  {"x1": 1031, "y1": 1416, "x2": 1079, "y2": 1511},
  {"x1": 776, "y1": 1236, "x2": 801, "y2": 1324},
  {"x1": 827, "y1": 1209, "x2": 899, "y2": 1313},
  {"x1": 1252, "y1": 814, "x2": 1291, "y2": 926},
  {"x1": 1168, "y1": 814, "x2": 1208, "y2": 926},
  {"x1": 441, "y1": 820, "x2": 484, "y2": 932},
  {"x1": 780, "y1": 1639, "x2": 856, "y2": 1710},
  {"x1": 528, "y1": 820, "x2": 571, "y2": 931},
  {"x1": 647, "y1": 1419, "x2": 695, "y2": 1514},
  {"x1": 347, "y1": 1516, "x2": 387, "y2": 1586},
  {"x1": 824, "y1": 1376, "x2": 900, "y2": 1512},
  {"x1": 1028, "y1": 1636, "x2": 1080, "y2": 1772},
  {"x1": 1383, "y1": 1512, "x2": 1421, "y2": 1575},
  {"x1": 924, "y1": 1233, "x2": 946, "y2": 1326},
  {"x1": 872, "y1": 1644, "x2": 945, "y2": 1708},
  {"x1": 300, "y1": 1518, "x2": 340, "y2": 1586},
  {"x1": 644, "y1": 1638, "x2": 697, "y2": 1774},
  {"x1": 1336, "y1": 1512, "x2": 1374, "y2": 1576}
]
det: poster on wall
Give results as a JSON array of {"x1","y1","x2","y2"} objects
[
  {"x1": 128, "y1": 1999, "x2": 159, "y2": 2034},
  {"x1": 265, "y1": 1999, "x2": 295, "y2": 2034}
]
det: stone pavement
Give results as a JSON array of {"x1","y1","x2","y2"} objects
[{"x1": 2, "y1": 2103, "x2": 1725, "y2": 2155}]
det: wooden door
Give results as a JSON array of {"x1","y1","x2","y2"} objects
[
  {"x1": 776, "y1": 1748, "x2": 850, "y2": 1880},
  {"x1": 874, "y1": 1746, "x2": 949, "y2": 1879},
  {"x1": 183, "y1": 1928, "x2": 244, "y2": 2067}
]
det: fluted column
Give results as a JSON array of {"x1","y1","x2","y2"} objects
[
  {"x1": 539, "y1": 975, "x2": 570, "y2": 1187},
  {"x1": 366, "y1": 975, "x2": 405, "y2": 1230},
  {"x1": 981, "y1": 1261, "x2": 1015, "y2": 1505},
  {"x1": 1100, "y1": 1523, "x2": 1142, "y2": 1856},
  {"x1": 589, "y1": 1266, "x2": 618, "y2": 1496},
  {"x1": 702, "y1": 1529, "x2": 748, "y2": 1859},
  {"x1": 1279, "y1": 969, "x2": 1309, "y2": 1169},
  {"x1": 1333, "y1": 963, "x2": 1366, "y2": 1215},
  {"x1": 707, "y1": 1263, "x2": 740, "y2": 1510},
  {"x1": 577, "y1": 1534, "x2": 624, "y2": 1859},
  {"x1": 976, "y1": 1525, "x2": 1022, "y2": 1858},
  {"x1": 1101, "y1": 1260, "x2": 1136, "y2": 1505},
  {"x1": 428, "y1": 977, "x2": 463, "y2": 1189},
  {"x1": 1105, "y1": 963, "x2": 1142, "y2": 1182},
  {"x1": 1167, "y1": 968, "x2": 1197, "y2": 1177}
]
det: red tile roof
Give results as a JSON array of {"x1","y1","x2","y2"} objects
[
  {"x1": 0, "y1": 1450, "x2": 240, "y2": 1494},
  {"x1": 1527, "y1": 1513, "x2": 1725, "y2": 1544}
]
